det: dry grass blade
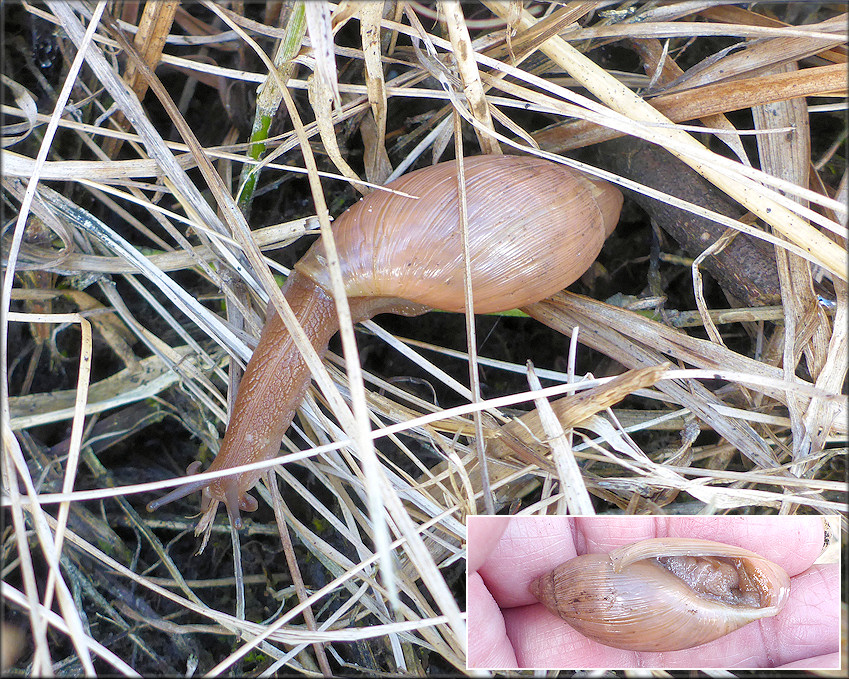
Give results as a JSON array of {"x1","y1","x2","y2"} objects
[
  {"x1": 122, "y1": 0, "x2": 180, "y2": 101},
  {"x1": 491, "y1": 364, "x2": 672, "y2": 466},
  {"x1": 1, "y1": 75, "x2": 38, "y2": 148},
  {"x1": 304, "y1": 0, "x2": 342, "y2": 111},
  {"x1": 573, "y1": 15, "x2": 847, "y2": 47},
  {"x1": 3, "y1": 1, "x2": 845, "y2": 675},
  {"x1": 359, "y1": 2, "x2": 393, "y2": 183},
  {"x1": 526, "y1": 293, "x2": 786, "y2": 471},
  {"x1": 525, "y1": 360, "x2": 593, "y2": 515},
  {"x1": 536, "y1": 66, "x2": 847, "y2": 157},
  {"x1": 103, "y1": 0, "x2": 179, "y2": 158},
  {"x1": 4, "y1": 313, "x2": 95, "y2": 674},
  {"x1": 442, "y1": 0, "x2": 500, "y2": 155},
  {"x1": 752, "y1": 63, "x2": 826, "y2": 482},
  {"x1": 483, "y1": 1, "x2": 847, "y2": 280},
  {"x1": 2, "y1": 6, "x2": 108, "y2": 670},
  {"x1": 8, "y1": 347, "x2": 197, "y2": 430}
]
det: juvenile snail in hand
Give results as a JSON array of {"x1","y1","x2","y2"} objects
[
  {"x1": 530, "y1": 537, "x2": 791, "y2": 652},
  {"x1": 148, "y1": 155, "x2": 622, "y2": 528}
]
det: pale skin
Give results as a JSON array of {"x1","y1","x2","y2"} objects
[{"x1": 467, "y1": 516, "x2": 839, "y2": 669}]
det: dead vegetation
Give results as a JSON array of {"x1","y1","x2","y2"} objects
[{"x1": 2, "y1": 1, "x2": 846, "y2": 675}]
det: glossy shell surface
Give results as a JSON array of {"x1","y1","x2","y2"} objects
[
  {"x1": 296, "y1": 155, "x2": 622, "y2": 313},
  {"x1": 530, "y1": 538, "x2": 791, "y2": 652}
]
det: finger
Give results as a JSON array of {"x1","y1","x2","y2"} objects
[
  {"x1": 504, "y1": 600, "x2": 637, "y2": 668},
  {"x1": 468, "y1": 515, "x2": 512, "y2": 574},
  {"x1": 467, "y1": 572, "x2": 519, "y2": 669},
  {"x1": 478, "y1": 516, "x2": 576, "y2": 608},
  {"x1": 771, "y1": 563, "x2": 841, "y2": 666},
  {"x1": 779, "y1": 653, "x2": 841, "y2": 669}
]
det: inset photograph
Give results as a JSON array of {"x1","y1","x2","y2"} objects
[{"x1": 466, "y1": 515, "x2": 840, "y2": 670}]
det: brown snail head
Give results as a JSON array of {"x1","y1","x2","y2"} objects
[{"x1": 530, "y1": 537, "x2": 791, "y2": 652}]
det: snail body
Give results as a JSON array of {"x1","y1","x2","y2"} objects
[
  {"x1": 530, "y1": 538, "x2": 791, "y2": 652},
  {"x1": 148, "y1": 155, "x2": 622, "y2": 528}
]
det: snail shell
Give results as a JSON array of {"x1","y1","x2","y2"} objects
[
  {"x1": 296, "y1": 154, "x2": 621, "y2": 313},
  {"x1": 530, "y1": 538, "x2": 791, "y2": 652}
]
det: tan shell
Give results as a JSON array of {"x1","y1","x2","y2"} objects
[
  {"x1": 296, "y1": 155, "x2": 622, "y2": 314},
  {"x1": 530, "y1": 537, "x2": 791, "y2": 652}
]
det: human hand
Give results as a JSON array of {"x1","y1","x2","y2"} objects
[{"x1": 467, "y1": 516, "x2": 838, "y2": 669}]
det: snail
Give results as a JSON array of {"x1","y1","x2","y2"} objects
[
  {"x1": 147, "y1": 155, "x2": 622, "y2": 528},
  {"x1": 530, "y1": 537, "x2": 791, "y2": 652}
]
